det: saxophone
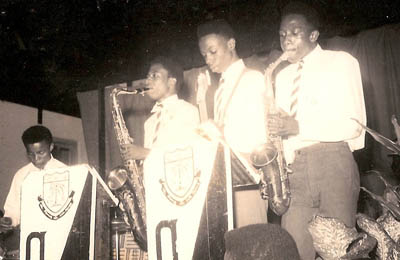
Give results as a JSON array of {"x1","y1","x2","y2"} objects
[
  {"x1": 107, "y1": 86, "x2": 149, "y2": 251},
  {"x1": 250, "y1": 53, "x2": 291, "y2": 216}
]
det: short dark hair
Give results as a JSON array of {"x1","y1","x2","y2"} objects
[
  {"x1": 281, "y1": 1, "x2": 321, "y2": 30},
  {"x1": 197, "y1": 19, "x2": 235, "y2": 41},
  {"x1": 150, "y1": 56, "x2": 184, "y2": 92},
  {"x1": 224, "y1": 223, "x2": 300, "y2": 259},
  {"x1": 22, "y1": 125, "x2": 53, "y2": 147}
]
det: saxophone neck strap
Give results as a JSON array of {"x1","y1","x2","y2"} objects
[{"x1": 217, "y1": 67, "x2": 248, "y2": 129}]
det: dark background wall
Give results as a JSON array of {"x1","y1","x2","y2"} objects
[{"x1": 1, "y1": 0, "x2": 399, "y2": 117}]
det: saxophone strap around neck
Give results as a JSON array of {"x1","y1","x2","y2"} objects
[{"x1": 216, "y1": 67, "x2": 248, "y2": 128}]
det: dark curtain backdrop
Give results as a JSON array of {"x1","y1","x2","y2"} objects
[{"x1": 323, "y1": 23, "x2": 400, "y2": 172}]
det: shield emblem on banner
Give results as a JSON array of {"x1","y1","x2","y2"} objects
[
  {"x1": 160, "y1": 146, "x2": 201, "y2": 206},
  {"x1": 38, "y1": 170, "x2": 74, "y2": 220}
]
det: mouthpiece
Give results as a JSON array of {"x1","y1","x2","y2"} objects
[
  {"x1": 134, "y1": 87, "x2": 151, "y2": 95},
  {"x1": 115, "y1": 87, "x2": 151, "y2": 96}
]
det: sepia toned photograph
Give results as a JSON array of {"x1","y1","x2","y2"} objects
[{"x1": 1, "y1": 0, "x2": 400, "y2": 259}]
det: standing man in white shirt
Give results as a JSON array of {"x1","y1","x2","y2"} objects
[
  {"x1": 121, "y1": 56, "x2": 200, "y2": 160},
  {"x1": 197, "y1": 19, "x2": 268, "y2": 227},
  {"x1": 269, "y1": 2, "x2": 366, "y2": 259},
  {"x1": 1, "y1": 125, "x2": 66, "y2": 230}
]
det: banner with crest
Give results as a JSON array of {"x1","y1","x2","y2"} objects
[
  {"x1": 19, "y1": 165, "x2": 89, "y2": 260},
  {"x1": 144, "y1": 134, "x2": 229, "y2": 260}
]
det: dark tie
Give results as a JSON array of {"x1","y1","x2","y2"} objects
[{"x1": 290, "y1": 60, "x2": 304, "y2": 118}]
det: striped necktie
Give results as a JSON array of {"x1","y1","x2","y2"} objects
[
  {"x1": 151, "y1": 103, "x2": 163, "y2": 146},
  {"x1": 290, "y1": 60, "x2": 304, "y2": 118},
  {"x1": 214, "y1": 77, "x2": 225, "y2": 125}
]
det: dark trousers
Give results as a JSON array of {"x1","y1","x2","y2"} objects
[{"x1": 281, "y1": 142, "x2": 360, "y2": 260}]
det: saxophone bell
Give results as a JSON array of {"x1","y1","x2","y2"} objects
[
  {"x1": 107, "y1": 166, "x2": 130, "y2": 191},
  {"x1": 107, "y1": 166, "x2": 148, "y2": 251},
  {"x1": 250, "y1": 142, "x2": 290, "y2": 216},
  {"x1": 250, "y1": 143, "x2": 278, "y2": 168}
]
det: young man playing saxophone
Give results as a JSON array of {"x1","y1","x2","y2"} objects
[
  {"x1": 268, "y1": 2, "x2": 366, "y2": 259},
  {"x1": 121, "y1": 56, "x2": 200, "y2": 161}
]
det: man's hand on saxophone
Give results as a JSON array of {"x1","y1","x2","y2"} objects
[
  {"x1": 121, "y1": 144, "x2": 149, "y2": 161},
  {"x1": 267, "y1": 108, "x2": 299, "y2": 138}
]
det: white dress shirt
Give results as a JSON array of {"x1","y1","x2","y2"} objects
[
  {"x1": 3, "y1": 156, "x2": 66, "y2": 226},
  {"x1": 215, "y1": 59, "x2": 267, "y2": 154},
  {"x1": 144, "y1": 94, "x2": 200, "y2": 149},
  {"x1": 275, "y1": 45, "x2": 367, "y2": 163}
]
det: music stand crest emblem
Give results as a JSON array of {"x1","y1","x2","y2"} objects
[
  {"x1": 160, "y1": 146, "x2": 201, "y2": 206},
  {"x1": 38, "y1": 170, "x2": 75, "y2": 220}
]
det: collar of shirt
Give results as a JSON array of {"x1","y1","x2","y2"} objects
[
  {"x1": 216, "y1": 59, "x2": 245, "y2": 102},
  {"x1": 281, "y1": 44, "x2": 322, "y2": 91},
  {"x1": 220, "y1": 59, "x2": 245, "y2": 89},
  {"x1": 214, "y1": 60, "x2": 244, "y2": 120},
  {"x1": 28, "y1": 155, "x2": 59, "y2": 171},
  {"x1": 298, "y1": 44, "x2": 322, "y2": 68},
  {"x1": 151, "y1": 94, "x2": 178, "y2": 113}
]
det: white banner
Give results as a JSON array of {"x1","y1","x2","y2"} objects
[
  {"x1": 144, "y1": 135, "x2": 220, "y2": 260},
  {"x1": 20, "y1": 165, "x2": 89, "y2": 260}
]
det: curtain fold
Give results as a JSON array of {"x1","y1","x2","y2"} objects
[
  {"x1": 77, "y1": 90, "x2": 100, "y2": 167},
  {"x1": 324, "y1": 24, "x2": 400, "y2": 171}
]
